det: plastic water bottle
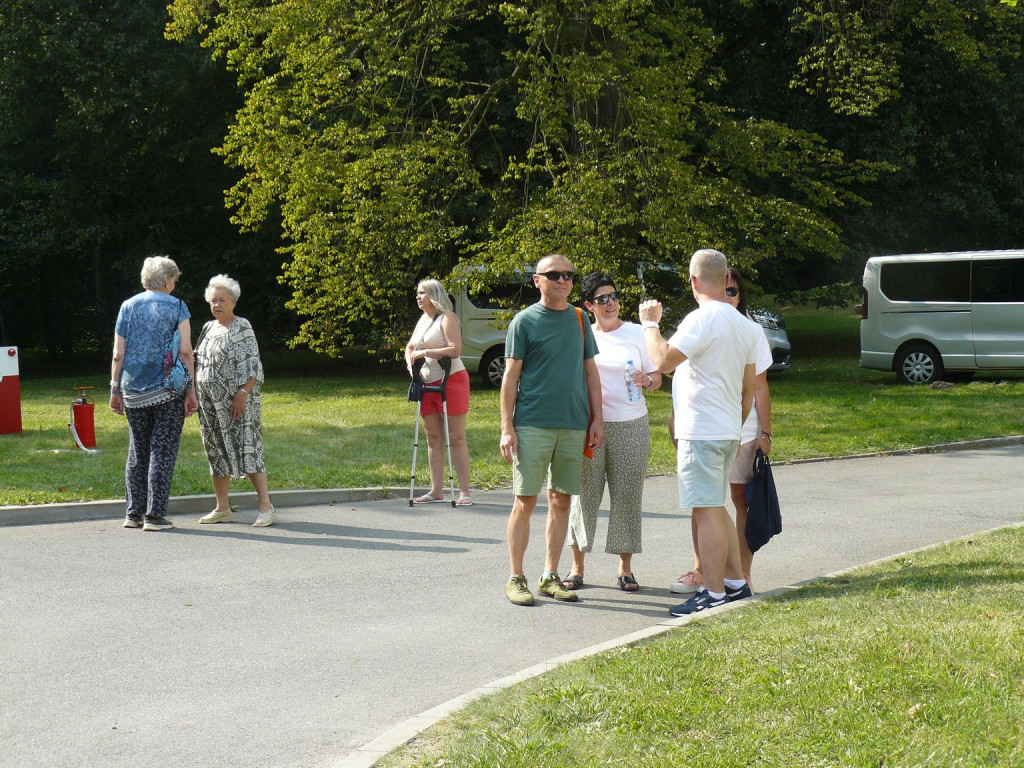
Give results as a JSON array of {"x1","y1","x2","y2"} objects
[{"x1": 624, "y1": 360, "x2": 642, "y2": 403}]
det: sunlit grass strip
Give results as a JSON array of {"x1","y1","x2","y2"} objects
[{"x1": 381, "y1": 525, "x2": 1024, "y2": 768}]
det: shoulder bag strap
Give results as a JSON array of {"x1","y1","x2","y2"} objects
[{"x1": 575, "y1": 307, "x2": 595, "y2": 459}]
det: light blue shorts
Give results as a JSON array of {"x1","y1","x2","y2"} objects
[{"x1": 676, "y1": 439, "x2": 739, "y2": 509}]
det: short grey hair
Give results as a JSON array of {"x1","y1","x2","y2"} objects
[
  {"x1": 689, "y1": 248, "x2": 727, "y2": 287},
  {"x1": 536, "y1": 253, "x2": 572, "y2": 274},
  {"x1": 205, "y1": 274, "x2": 241, "y2": 302},
  {"x1": 417, "y1": 279, "x2": 453, "y2": 313},
  {"x1": 140, "y1": 256, "x2": 180, "y2": 289}
]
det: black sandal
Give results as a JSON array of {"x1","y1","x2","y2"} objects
[
  {"x1": 617, "y1": 574, "x2": 639, "y2": 591},
  {"x1": 562, "y1": 573, "x2": 584, "y2": 590}
]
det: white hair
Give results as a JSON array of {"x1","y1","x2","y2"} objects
[
  {"x1": 140, "y1": 256, "x2": 180, "y2": 289},
  {"x1": 204, "y1": 274, "x2": 241, "y2": 302},
  {"x1": 689, "y1": 248, "x2": 727, "y2": 287}
]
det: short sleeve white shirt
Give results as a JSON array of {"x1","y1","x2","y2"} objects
[
  {"x1": 592, "y1": 322, "x2": 658, "y2": 422},
  {"x1": 667, "y1": 300, "x2": 761, "y2": 441}
]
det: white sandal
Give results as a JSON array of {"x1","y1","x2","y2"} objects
[
  {"x1": 200, "y1": 508, "x2": 234, "y2": 524},
  {"x1": 412, "y1": 494, "x2": 445, "y2": 504},
  {"x1": 253, "y1": 506, "x2": 277, "y2": 527}
]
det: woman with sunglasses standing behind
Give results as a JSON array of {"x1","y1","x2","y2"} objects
[{"x1": 563, "y1": 272, "x2": 662, "y2": 592}]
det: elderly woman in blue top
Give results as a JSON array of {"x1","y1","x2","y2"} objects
[
  {"x1": 109, "y1": 256, "x2": 198, "y2": 531},
  {"x1": 194, "y1": 274, "x2": 276, "y2": 527}
]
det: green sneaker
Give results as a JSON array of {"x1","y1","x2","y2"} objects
[
  {"x1": 537, "y1": 573, "x2": 579, "y2": 602},
  {"x1": 506, "y1": 575, "x2": 535, "y2": 606}
]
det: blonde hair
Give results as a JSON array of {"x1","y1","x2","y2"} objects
[
  {"x1": 417, "y1": 279, "x2": 453, "y2": 313},
  {"x1": 140, "y1": 256, "x2": 180, "y2": 289}
]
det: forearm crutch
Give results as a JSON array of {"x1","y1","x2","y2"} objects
[{"x1": 408, "y1": 358, "x2": 426, "y2": 506}]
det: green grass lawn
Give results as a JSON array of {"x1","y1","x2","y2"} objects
[
  {"x1": 2, "y1": 305, "x2": 1023, "y2": 505},
  {"x1": 380, "y1": 525, "x2": 1024, "y2": 768}
]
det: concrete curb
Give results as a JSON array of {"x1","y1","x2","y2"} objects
[
  {"x1": 5, "y1": 435, "x2": 1023, "y2": 527},
  {"x1": 780, "y1": 434, "x2": 1024, "y2": 465},
  {"x1": 331, "y1": 518, "x2": 1024, "y2": 768},
  {"x1": 0, "y1": 487, "x2": 402, "y2": 527}
]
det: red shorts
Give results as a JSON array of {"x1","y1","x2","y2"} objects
[{"x1": 420, "y1": 368, "x2": 470, "y2": 416}]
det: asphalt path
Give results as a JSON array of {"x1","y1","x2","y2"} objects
[{"x1": 2, "y1": 444, "x2": 1024, "y2": 768}]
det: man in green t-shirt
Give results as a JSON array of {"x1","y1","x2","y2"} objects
[{"x1": 500, "y1": 254, "x2": 605, "y2": 606}]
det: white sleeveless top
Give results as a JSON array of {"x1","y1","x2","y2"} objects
[{"x1": 410, "y1": 312, "x2": 466, "y2": 382}]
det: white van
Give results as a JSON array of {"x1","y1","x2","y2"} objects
[
  {"x1": 859, "y1": 250, "x2": 1024, "y2": 384},
  {"x1": 453, "y1": 273, "x2": 540, "y2": 389}
]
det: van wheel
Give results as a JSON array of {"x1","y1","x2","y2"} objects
[
  {"x1": 895, "y1": 344, "x2": 944, "y2": 385},
  {"x1": 480, "y1": 347, "x2": 506, "y2": 389}
]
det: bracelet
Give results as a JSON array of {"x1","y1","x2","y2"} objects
[
  {"x1": 109, "y1": 379, "x2": 120, "y2": 388},
  {"x1": 641, "y1": 321, "x2": 660, "y2": 329},
  {"x1": 761, "y1": 430, "x2": 772, "y2": 440},
  {"x1": 110, "y1": 389, "x2": 121, "y2": 395},
  {"x1": 238, "y1": 387, "x2": 249, "y2": 395}
]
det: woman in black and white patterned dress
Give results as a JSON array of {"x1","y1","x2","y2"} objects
[{"x1": 194, "y1": 274, "x2": 276, "y2": 527}]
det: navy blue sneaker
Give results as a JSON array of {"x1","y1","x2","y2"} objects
[
  {"x1": 726, "y1": 583, "x2": 752, "y2": 602},
  {"x1": 669, "y1": 589, "x2": 728, "y2": 616}
]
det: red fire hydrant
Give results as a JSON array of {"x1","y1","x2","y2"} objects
[{"x1": 70, "y1": 386, "x2": 96, "y2": 450}]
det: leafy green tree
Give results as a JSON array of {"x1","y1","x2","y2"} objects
[
  {"x1": 169, "y1": 0, "x2": 876, "y2": 356},
  {"x1": 0, "y1": 0, "x2": 286, "y2": 359},
  {"x1": 695, "y1": 0, "x2": 1024, "y2": 295}
]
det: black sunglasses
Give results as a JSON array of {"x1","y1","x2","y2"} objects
[
  {"x1": 537, "y1": 270, "x2": 576, "y2": 282},
  {"x1": 591, "y1": 291, "x2": 620, "y2": 305},
  {"x1": 725, "y1": 286, "x2": 739, "y2": 297}
]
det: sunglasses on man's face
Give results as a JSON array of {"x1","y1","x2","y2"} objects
[
  {"x1": 725, "y1": 286, "x2": 739, "y2": 297},
  {"x1": 537, "y1": 270, "x2": 576, "y2": 282},
  {"x1": 591, "y1": 291, "x2": 620, "y2": 305}
]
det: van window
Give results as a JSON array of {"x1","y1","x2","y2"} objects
[
  {"x1": 879, "y1": 261, "x2": 970, "y2": 302},
  {"x1": 972, "y1": 258, "x2": 1024, "y2": 303},
  {"x1": 466, "y1": 281, "x2": 540, "y2": 309}
]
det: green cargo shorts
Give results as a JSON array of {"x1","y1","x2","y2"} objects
[{"x1": 512, "y1": 426, "x2": 586, "y2": 497}]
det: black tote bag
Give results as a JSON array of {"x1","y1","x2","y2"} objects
[{"x1": 744, "y1": 448, "x2": 782, "y2": 553}]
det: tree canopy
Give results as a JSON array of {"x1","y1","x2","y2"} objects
[
  {"x1": 3, "y1": 1, "x2": 1023, "y2": 360},
  {"x1": 167, "y1": 0, "x2": 889, "y2": 355},
  {"x1": 0, "y1": 0, "x2": 286, "y2": 358}
]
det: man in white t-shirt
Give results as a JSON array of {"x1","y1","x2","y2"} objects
[{"x1": 640, "y1": 248, "x2": 760, "y2": 615}]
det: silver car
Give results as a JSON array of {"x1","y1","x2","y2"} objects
[{"x1": 749, "y1": 307, "x2": 791, "y2": 373}]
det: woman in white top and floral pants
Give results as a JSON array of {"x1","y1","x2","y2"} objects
[{"x1": 564, "y1": 272, "x2": 662, "y2": 591}]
